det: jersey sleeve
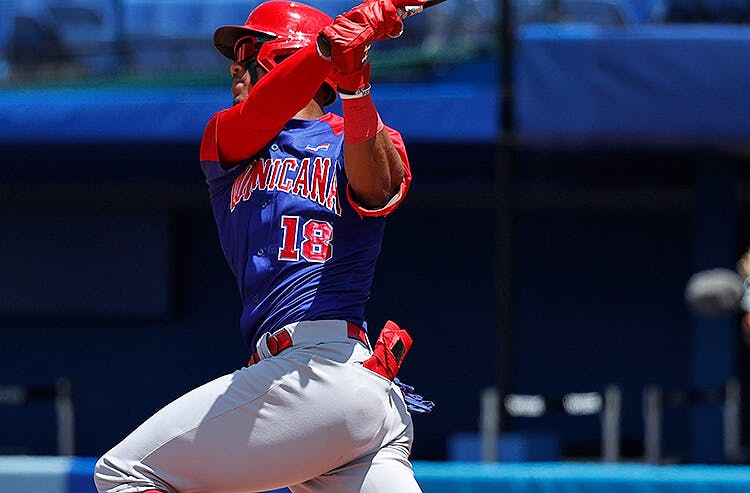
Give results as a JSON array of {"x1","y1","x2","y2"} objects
[
  {"x1": 215, "y1": 43, "x2": 333, "y2": 165},
  {"x1": 345, "y1": 125, "x2": 412, "y2": 218},
  {"x1": 200, "y1": 113, "x2": 246, "y2": 191}
]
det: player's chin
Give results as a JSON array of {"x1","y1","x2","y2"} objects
[{"x1": 231, "y1": 85, "x2": 248, "y2": 106}]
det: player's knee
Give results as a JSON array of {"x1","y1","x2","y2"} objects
[
  {"x1": 93, "y1": 454, "x2": 113, "y2": 492},
  {"x1": 94, "y1": 451, "x2": 167, "y2": 493},
  {"x1": 94, "y1": 451, "x2": 135, "y2": 493},
  {"x1": 93, "y1": 452, "x2": 132, "y2": 493}
]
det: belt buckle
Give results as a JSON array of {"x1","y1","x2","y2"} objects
[{"x1": 248, "y1": 328, "x2": 291, "y2": 366}]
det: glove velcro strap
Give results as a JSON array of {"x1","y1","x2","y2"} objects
[{"x1": 336, "y1": 63, "x2": 371, "y2": 98}]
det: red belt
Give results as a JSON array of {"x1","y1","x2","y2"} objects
[{"x1": 247, "y1": 321, "x2": 369, "y2": 367}]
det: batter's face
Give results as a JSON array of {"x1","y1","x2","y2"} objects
[{"x1": 230, "y1": 60, "x2": 267, "y2": 105}]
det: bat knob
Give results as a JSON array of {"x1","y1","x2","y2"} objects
[{"x1": 397, "y1": 5, "x2": 424, "y2": 19}]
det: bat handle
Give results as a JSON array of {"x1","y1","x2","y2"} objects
[{"x1": 397, "y1": 5, "x2": 425, "y2": 19}]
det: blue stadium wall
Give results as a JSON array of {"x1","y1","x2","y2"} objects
[{"x1": 2, "y1": 24, "x2": 750, "y2": 466}]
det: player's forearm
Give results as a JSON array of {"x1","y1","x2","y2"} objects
[
  {"x1": 342, "y1": 93, "x2": 404, "y2": 208},
  {"x1": 345, "y1": 129, "x2": 404, "y2": 209},
  {"x1": 217, "y1": 44, "x2": 332, "y2": 162}
]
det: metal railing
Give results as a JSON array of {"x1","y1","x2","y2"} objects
[
  {"x1": 479, "y1": 385, "x2": 622, "y2": 462},
  {"x1": 643, "y1": 378, "x2": 742, "y2": 464},
  {"x1": 0, "y1": 378, "x2": 75, "y2": 456}
]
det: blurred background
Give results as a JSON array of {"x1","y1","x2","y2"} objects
[{"x1": 2, "y1": 0, "x2": 750, "y2": 482}]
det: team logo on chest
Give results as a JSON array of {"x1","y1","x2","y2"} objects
[
  {"x1": 304, "y1": 143, "x2": 330, "y2": 152},
  {"x1": 230, "y1": 157, "x2": 341, "y2": 216}
]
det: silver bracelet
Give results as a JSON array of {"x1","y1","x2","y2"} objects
[{"x1": 339, "y1": 84, "x2": 371, "y2": 99}]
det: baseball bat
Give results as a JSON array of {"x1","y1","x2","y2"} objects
[{"x1": 424, "y1": 0, "x2": 449, "y2": 8}]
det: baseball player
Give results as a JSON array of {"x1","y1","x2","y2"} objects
[{"x1": 94, "y1": 0, "x2": 432, "y2": 492}]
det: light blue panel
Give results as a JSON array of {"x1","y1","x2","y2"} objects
[
  {"x1": 0, "y1": 456, "x2": 70, "y2": 493},
  {"x1": 413, "y1": 462, "x2": 750, "y2": 493},
  {"x1": 7, "y1": 458, "x2": 750, "y2": 493},
  {"x1": 0, "y1": 456, "x2": 282, "y2": 493}
]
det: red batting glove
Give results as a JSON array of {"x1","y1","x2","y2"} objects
[
  {"x1": 317, "y1": 0, "x2": 429, "y2": 95},
  {"x1": 342, "y1": 0, "x2": 404, "y2": 40},
  {"x1": 318, "y1": 15, "x2": 373, "y2": 72},
  {"x1": 318, "y1": 16, "x2": 374, "y2": 96}
]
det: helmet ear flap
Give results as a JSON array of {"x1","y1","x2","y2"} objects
[
  {"x1": 255, "y1": 42, "x2": 275, "y2": 72},
  {"x1": 255, "y1": 38, "x2": 311, "y2": 72}
]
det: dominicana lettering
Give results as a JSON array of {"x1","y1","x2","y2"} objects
[{"x1": 230, "y1": 157, "x2": 341, "y2": 216}]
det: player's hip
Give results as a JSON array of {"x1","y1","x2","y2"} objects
[{"x1": 246, "y1": 319, "x2": 370, "y2": 366}]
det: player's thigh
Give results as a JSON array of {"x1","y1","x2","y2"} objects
[
  {"x1": 96, "y1": 355, "x2": 325, "y2": 492},
  {"x1": 290, "y1": 430, "x2": 421, "y2": 493}
]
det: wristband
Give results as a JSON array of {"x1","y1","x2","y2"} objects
[{"x1": 342, "y1": 93, "x2": 384, "y2": 144}]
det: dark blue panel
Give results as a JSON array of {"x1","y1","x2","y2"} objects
[
  {"x1": 448, "y1": 432, "x2": 561, "y2": 461},
  {"x1": 513, "y1": 208, "x2": 693, "y2": 450},
  {"x1": 0, "y1": 212, "x2": 172, "y2": 317}
]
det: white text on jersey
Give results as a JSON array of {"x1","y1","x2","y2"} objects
[{"x1": 230, "y1": 157, "x2": 341, "y2": 216}]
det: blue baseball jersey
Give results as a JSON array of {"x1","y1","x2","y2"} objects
[{"x1": 200, "y1": 112, "x2": 410, "y2": 350}]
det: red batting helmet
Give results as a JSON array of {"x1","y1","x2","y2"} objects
[{"x1": 214, "y1": 1, "x2": 336, "y2": 105}]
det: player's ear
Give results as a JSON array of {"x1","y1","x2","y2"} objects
[{"x1": 230, "y1": 62, "x2": 246, "y2": 78}]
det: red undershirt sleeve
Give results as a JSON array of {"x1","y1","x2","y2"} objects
[{"x1": 215, "y1": 43, "x2": 333, "y2": 165}]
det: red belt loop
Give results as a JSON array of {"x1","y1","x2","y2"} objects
[
  {"x1": 271, "y1": 329, "x2": 292, "y2": 355},
  {"x1": 347, "y1": 321, "x2": 369, "y2": 348}
]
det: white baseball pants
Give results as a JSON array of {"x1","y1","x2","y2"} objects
[{"x1": 94, "y1": 320, "x2": 421, "y2": 493}]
